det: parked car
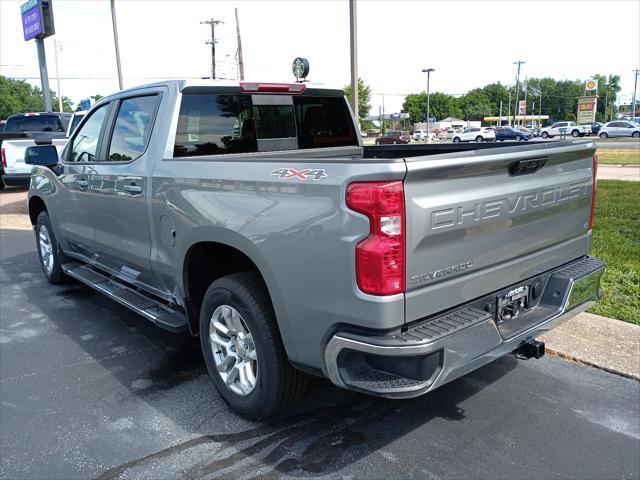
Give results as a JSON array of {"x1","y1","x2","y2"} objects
[
  {"x1": 412, "y1": 129, "x2": 435, "y2": 142},
  {"x1": 1, "y1": 112, "x2": 86, "y2": 188},
  {"x1": 540, "y1": 122, "x2": 588, "y2": 138},
  {"x1": 375, "y1": 130, "x2": 411, "y2": 144},
  {"x1": 27, "y1": 79, "x2": 603, "y2": 419},
  {"x1": 495, "y1": 127, "x2": 533, "y2": 142},
  {"x1": 598, "y1": 121, "x2": 640, "y2": 138},
  {"x1": 452, "y1": 127, "x2": 496, "y2": 143},
  {"x1": 0, "y1": 120, "x2": 6, "y2": 132}
]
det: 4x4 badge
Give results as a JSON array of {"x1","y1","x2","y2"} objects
[{"x1": 271, "y1": 168, "x2": 327, "y2": 181}]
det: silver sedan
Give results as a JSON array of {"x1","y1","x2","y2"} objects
[{"x1": 598, "y1": 120, "x2": 640, "y2": 138}]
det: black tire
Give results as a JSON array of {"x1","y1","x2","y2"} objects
[
  {"x1": 0, "y1": 173, "x2": 5, "y2": 191},
  {"x1": 475, "y1": 136, "x2": 483, "y2": 143},
  {"x1": 599, "y1": 132, "x2": 608, "y2": 139},
  {"x1": 571, "y1": 129, "x2": 580, "y2": 137},
  {"x1": 541, "y1": 132, "x2": 549, "y2": 139},
  {"x1": 453, "y1": 137, "x2": 461, "y2": 143},
  {"x1": 632, "y1": 131, "x2": 640, "y2": 138},
  {"x1": 199, "y1": 272, "x2": 307, "y2": 420},
  {"x1": 35, "y1": 211, "x2": 69, "y2": 284},
  {"x1": 515, "y1": 135, "x2": 522, "y2": 142}
]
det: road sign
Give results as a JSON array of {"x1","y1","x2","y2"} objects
[
  {"x1": 21, "y1": 0, "x2": 43, "y2": 40},
  {"x1": 79, "y1": 99, "x2": 91, "y2": 111},
  {"x1": 20, "y1": 0, "x2": 54, "y2": 41}
]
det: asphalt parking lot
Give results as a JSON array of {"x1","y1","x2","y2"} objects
[{"x1": 1, "y1": 188, "x2": 639, "y2": 480}]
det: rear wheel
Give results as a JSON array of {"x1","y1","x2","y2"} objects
[
  {"x1": 571, "y1": 129, "x2": 580, "y2": 137},
  {"x1": 35, "y1": 211, "x2": 69, "y2": 284},
  {"x1": 541, "y1": 132, "x2": 549, "y2": 139},
  {"x1": 0, "y1": 173, "x2": 5, "y2": 191},
  {"x1": 475, "y1": 136, "x2": 483, "y2": 143},
  {"x1": 515, "y1": 135, "x2": 522, "y2": 142},
  {"x1": 199, "y1": 272, "x2": 307, "y2": 420},
  {"x1": 632, "y1": 131, "x2": 640, "y2": 138},
  {"x1": 453, "y1": 137, "x2": 461, "y2": 143},
  {"x1": 599, "y1": 132, "x2": 608, "y2": 138}
]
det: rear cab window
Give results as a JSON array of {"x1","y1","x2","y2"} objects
[
  {"x1": 4, "y1": 115, "x2": 65, "y2": 133},
  {"x1": 173, "y1": 88, "x2": 357, "y2": 158}
]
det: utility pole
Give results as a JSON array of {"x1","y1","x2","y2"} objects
[
  {"x1": 523, "y1": 77, "x2": 528, "y2": 128},
  {"x1": 53, "y1": 39, "x2": 63, "y2": 112},
  {"x1": 498, "y1": 100, "x2": 502, "y2": 126},
  {"x1": 202, "y1": 18, "x2": 223, "y2": 79},
  {"x1": 422, "y1": 68, "x2": 435, "y2": 143},
  {"x1": 349, "y1": 0, "x2": 359, "y2": 124},
  {"x1": 110, "y1": 0, "x2": 123, "y2": 90},
  {"x1": 234, "y1": 9, "x2": 244, "y2": 80},
  {"x1": 631, "y1": 69, "x2": 639, "y2": 122},
  {"x1": 513, "y1": 60, "x2": 525, "y2": 127},
  {"x1": 507, "y1": 89, "x2": 512, "y2": 127}
]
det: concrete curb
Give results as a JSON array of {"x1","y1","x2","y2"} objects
[{"x1": 540, "y1": 312, "x2": 640, "y2": 381}]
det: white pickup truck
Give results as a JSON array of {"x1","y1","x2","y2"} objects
[
  {"x1": 1, "y1": 112, "x2": 86, "y2": 188},
  {"x1": 540, "y1": 121, "x2": 588, "y2": 139}
]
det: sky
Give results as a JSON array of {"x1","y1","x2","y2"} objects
[{"x1": 1, "y1": 0, "x2": 639, "y2": 114}]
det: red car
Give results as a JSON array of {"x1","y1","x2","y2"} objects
[{"x1": 375, "y1": 130, "x2": 411, "y2": 144}]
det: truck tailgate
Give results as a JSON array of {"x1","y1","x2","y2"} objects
[{"x1": 403, "y1": 141, "x2": 596, "y2": 322}]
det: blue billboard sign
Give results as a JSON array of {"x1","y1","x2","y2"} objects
[
  {"x1": 21, "y1": 0, "x2": 43, "y2": 41},
  {"x1": 79, "y1": 99, "x2": 91, "y2": 111}
]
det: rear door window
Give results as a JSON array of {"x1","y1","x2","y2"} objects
[
  {"x1": 294, "y1": 96, "x2": 357, "y2": 149},
  {"x1": 174, "y1": 94, "x2": 256, "y2": 157},
  {"x1": 107, "y1": 95, "x2": 160, "y2": 161}
]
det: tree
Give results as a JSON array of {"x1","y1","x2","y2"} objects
[
  {"x1": 344, "y1": 78, "x2": 372, "y2": 122},
  {"x1": 458, "y1": 90, "x2": 493, "y2": 121},
  {"x1": 0, "y1": 75, "x2": 74, "y2": 117},
  {"x1": 592, "y1": 74, "x2": 621, "y2": 122},
  {"x1": 402, "y1": 91, "x2": 462, "y2": 124}
]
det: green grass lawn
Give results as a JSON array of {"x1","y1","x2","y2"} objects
[
  {"x1": 588, "y1": 180, "x2": 640, "y2": 324},
  {"x1": 597, "y1": 149, "x2": 640, "y2": 165}
]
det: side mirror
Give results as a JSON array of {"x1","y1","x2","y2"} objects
[{"x1": 25, "y1": 145, "x2": 59, "y2": 166}]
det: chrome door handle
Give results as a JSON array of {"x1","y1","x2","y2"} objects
[
  {"x1": 76, "y1": 180, "x2": 89, "y2": 189},
  {"x1": 123, "y1": 184, "x2": 142, "y2": 194}
]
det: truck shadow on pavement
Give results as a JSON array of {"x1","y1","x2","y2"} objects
[{"x1": 2, "y1": 246, "x2": 519, "y2": 479}]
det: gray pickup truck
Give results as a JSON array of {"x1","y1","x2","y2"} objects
[{"x1": 27, "y1": 80, "x2": 604, "y2": 419}]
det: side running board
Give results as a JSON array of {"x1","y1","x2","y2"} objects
[{"x1": 62, "y1": 262, "x2": 188, "y2": 333}]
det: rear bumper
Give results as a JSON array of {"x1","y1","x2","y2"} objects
[
  {"x1": 1, "y1": 173, "x2": 31, "y2": 186},
  {"x1": 324, "y1": 256, "x2": 604, "y2": 398}
]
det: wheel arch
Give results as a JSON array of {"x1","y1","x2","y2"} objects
[
  {"x1": 178, "y1": 229, "x2": 287, "y2": 343},
  {"x1": 28, "y1": 195, "x2": 47, "y2": 227}
]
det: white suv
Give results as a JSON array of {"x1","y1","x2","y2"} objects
[
  {"x1": 452, "y1": 127, "x2": 495, "y2": 143},
  {"x1": 540, "y1": 122, "x2": 588, "y2": 138}
]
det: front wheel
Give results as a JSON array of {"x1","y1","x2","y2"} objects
[
  {"x1": 632, "y1": 131, "x2": 640, "y2": 138},
  {"x1": 541, "y1": 132, "x2": 549, "y2": 139},
  {"x1": 200, "y1": 272, "x2": 307, "y2": 420},
  {"x1": 35, "y1": 211, "x2": 69, "y2": 284},
  {"x1": 599, "y1": 132, "x2": 608, "y2": 138}
]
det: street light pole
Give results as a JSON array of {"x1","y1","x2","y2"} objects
[
  {"x1": 513, "y1": 60, "x2": 525, "y2": 127},
  {"x1": 110, "y1": 0, "x2": 124, "y2": 90},
  {"x1": 631, "y1": 69, "x2": 639, "y2": 122},
  {"x1": 422, "y1": 68, "x2": 435, "y2": 143},
  {"x1": 604, "y1": 82, "x2": 610, "y2": 123},
  {"x1": 349, "y1": 0, "x2": 359, "y2": 124}
]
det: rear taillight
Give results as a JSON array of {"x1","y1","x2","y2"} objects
[
  {"x1": 1, "y1": 148, "x2": 6, "y2": 168},
  {"x1": 589, "y1": 154, "x2": 598, "y2": 229},
  {"x1": 346, "y1": 181, "x2": 405, "y2": 296}
]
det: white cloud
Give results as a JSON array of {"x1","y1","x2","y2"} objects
[{"x1": 1, "y1": 0, "x2": 638, "y2": 114}]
